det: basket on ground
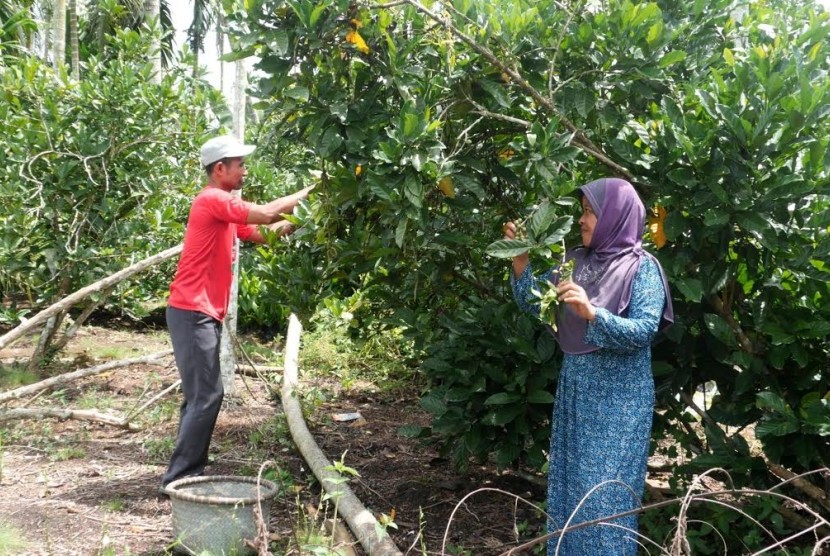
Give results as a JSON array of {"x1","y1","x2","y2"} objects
[{"x1": 164, "y1": 475, "x2": 278, "y2": 555}]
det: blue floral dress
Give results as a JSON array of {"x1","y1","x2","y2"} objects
[{"x1": 511, "y1": 256, "x2": 666, "y2": 555}]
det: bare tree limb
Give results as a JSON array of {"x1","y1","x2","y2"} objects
[
  {"x1": 281, "y1": 314, "x2": 403, "y2": 556},
  {"x1": 0, "y1": 245, "x2": 182, "y2": 351},
  {"x1": 0, "y1": 350, "x2": 173, "y2": 405},
  {"x1": 49, "y1": 285, "x2": 114, "y2": 354},
  {"x1": 0, "y1": 407, "x2": 139, "y2": 429},
  {"x1": 768, "y1": 463, "x2": 830, "y2": 514}
]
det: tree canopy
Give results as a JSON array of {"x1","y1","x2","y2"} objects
[{"x1": 224, "y1": 1, "x2": 830, "y2": 547}]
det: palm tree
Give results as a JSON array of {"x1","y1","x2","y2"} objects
[
  {"x1": 186, "y1": 0, "x2": 215, "y2": 77},
  {"x1": 0, "y1": 1, "x2": 38, "y2": 59},
  {"x1": 82, "y1": 0, "x2": 173, "y2": 67},
  {"x1": 143, "y1": 0, "x2": 160, "y2": 82},
  {"x1": 68, "y1": 0, "x2": 78, "y2": 78},
  {"x1": 50, "y1": 0, "x2": 64, "y2": 67}
]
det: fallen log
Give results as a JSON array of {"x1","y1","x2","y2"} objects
[
  {"x1": 281, "y1": 314, "x2": 403, "y2": 556},
  {"x1": 0, "y1": 350, "x2": 173, "y2": 405},
  {"x1": 0, "y1": 244, "x2": 182, "y2": 351}
]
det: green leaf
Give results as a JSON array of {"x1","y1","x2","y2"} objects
[
  {"x1": 419, "y1": 394, "x2": 446, "y2": 416},
  {"x1": 485, "y1": 239, "x2": 532, "y2": 258},
  {"x1": 646, "y1": 21, "x2": 664, "y2": 46},
  {"x1": 483, "y1": 404, "x2": 523, "y2": 425},
  {"x1": 540, "y1": 216, "x2": 573, "y2": 246},
  {"x1": 309, "y1": 3, "x2": 328, "y2": 28},
  {"x1": 757, "y1": 392, "x2": 793, "y2": 415},
  {"x1": 675, "y1": 277, "x2": 703, "y2": 302},
  {"x1": 484, "y1": 392, "x2": 521, "y2": 405},
  {"x1": 402, "y1": 113, "x2": 420, "y2": 138},
  {"x1": 527, "y1": 390, "x2": 554, "y2": 404},
  {"x1": 755, "y1": 418, "x2": 799, "y2": 437},
  {"x1": 659, "y1": 50, "x2": 687, "y2": 67},
  {"x1": 529, "y1": 200, "x2": 555, "y2": 239},
  {"x1": 703, "y1": 313, "x2": 736, "y2": 347},
  {"x1": 478, "y1": 78, "x2": 511, "y2": 109},
  {"x1": 284, "y1": 86, "x2": 309, "y2": 102},
  {"x1": 395, "y1": 217, "x2": 407, "y2": 248}
]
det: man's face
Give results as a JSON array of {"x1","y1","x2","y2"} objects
[{"x1": 219, "y1": 157, "x2": 246, "y2": 190}]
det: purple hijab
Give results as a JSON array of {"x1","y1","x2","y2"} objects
[{"x1": 555, "y1": 178, "x2": 674, "y2": 354}]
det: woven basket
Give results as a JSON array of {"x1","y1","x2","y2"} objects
[{"x1": 164, "y1": 475, "x2": 278, "y2": 555}]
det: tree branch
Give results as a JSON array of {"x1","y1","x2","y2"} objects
[
  {"x1": 0, "y1": 350, "x2": 173, "y2": 405},
  {"x1": 281, "y1": 314, "x2": 403, "y2": 556},
  {"x1": 0, "y1": 407, "x2": 139, "y2": 430},
  {"x1": 0, "y1": 244, "x2": 182, "y2": 351},
  {"x1": 398, "y1": 0, "x2": 632, "y2": 179}
]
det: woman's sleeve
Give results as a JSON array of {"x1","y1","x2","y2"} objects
[
  {"x1": 510, "y1": 264, "x2": 555, "y2": 317},
  {"x1": 584, "y1": 257, "x2": 666, "y2": 352}
]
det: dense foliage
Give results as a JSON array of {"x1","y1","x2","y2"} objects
[
  {"x1": 0, "y1": 28, "x2": 228, "y2": 325},
  {"x1": 0, "y1": 0, "x2": 827, "y2": 549},
  {"x1": 228, "y1": 1, "x2": 830, "y2": 543}
]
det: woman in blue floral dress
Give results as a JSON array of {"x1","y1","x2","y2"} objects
[{"x1": 504, "y1": 178, "x2": 673, "y2": 555}]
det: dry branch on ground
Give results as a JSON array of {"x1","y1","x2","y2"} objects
[{"x1": 281, "y1": 314, "x2": 404, "y2": 556}]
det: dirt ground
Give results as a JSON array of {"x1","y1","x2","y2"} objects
[{"x1": 0, "y1": 323, "x2": 546, "y2": 556}]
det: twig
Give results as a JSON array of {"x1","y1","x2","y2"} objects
[{"x1": 120, "y1": 379, "x2": 181, "y2": 425}]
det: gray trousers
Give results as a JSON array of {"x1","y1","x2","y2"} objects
[{"x1": 162, "y1": 306, "x2": 223, "y2": 486}]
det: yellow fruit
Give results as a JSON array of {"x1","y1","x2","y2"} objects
[
  {"x1": 437, "y1": 176, "x2": 455, "y2": 198},
  {"x1": 345, "y1": 29, "x2": 370, "y2": 54},
  {"x1": 355, "y1": 164, "x2": 362, "y2": 176},
  {"x1": 648, "y1": 205, "x2": 667, "y2": 249}
]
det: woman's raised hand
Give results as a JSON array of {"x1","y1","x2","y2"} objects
[
  {"x1": 502, "y1": 222, "x2": 529, "y2": 278},
  {"x1": 502, "y1": 221, "x2": 518, "y2": 240}
]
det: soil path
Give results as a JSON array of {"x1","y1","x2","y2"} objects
[{"x1": 0, "y1": 325, "x2": 544, "y2": 555}]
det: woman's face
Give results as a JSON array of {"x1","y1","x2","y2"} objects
[{"x1": 579, "y1": 196, "x2": 597, "y2": 247}]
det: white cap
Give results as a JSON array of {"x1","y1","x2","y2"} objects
[{"x1": 200, "y1": 135, "x2": 256, "y2": 167}]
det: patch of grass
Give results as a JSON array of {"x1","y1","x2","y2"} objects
[
  {"x1": 102, "y1": 497, "x2": 126, "y2": 512},
  {"x1": 299, "y1": 312, "x2": 420, "y2": 395},
  {"x1": 0, "y1": 363, "x2": 40, "y2": 390},
  {"x1": 247, "y1": 414, "x2": 293, "y2": 452},
  {"x1": 237, "y1": 336, "x2": 282, "y2": 366},
  {"x1": 88, "y1": 345, "x2": 137, "y2": 361},
  {"x1": 76, "y1": 387, "x2": 115, "y2": 410},
  {"x1": 139, "y1": 397, "x2": 179, "y2": 426},
  {"x1": 0, "y1": 523, "x2": 28, "y2": 554},
  {"x1": 51, "y1": 446, "x2": 86, "y2": 461},
  {"x1": 143, "y1": 436, "x2": 175, "y2": 462}
]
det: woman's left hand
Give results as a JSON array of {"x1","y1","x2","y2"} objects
[{"x1": 556, "y1": 281, "x2": 597, "y2": 322}]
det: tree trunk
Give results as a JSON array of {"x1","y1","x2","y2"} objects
[
  {"x1": 217, "y1": 16, "x2": 225, "y2": 92},
  {"x1": 68, "y1": 0, "x2": 79, "y2": 79},
  {"x1": 218, "y1": 59, "x2": 249, "y2": 396},
  {"x1": 51, "y1": 0, "x2": 66, "y2": 68},
  {"x1": 143, "y1": 0, "x2": 161, "y2": 83}
]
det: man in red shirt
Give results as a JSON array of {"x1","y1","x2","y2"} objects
[{"x1": 162, "y1": 135, "x2": 313, "y2": 487}]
